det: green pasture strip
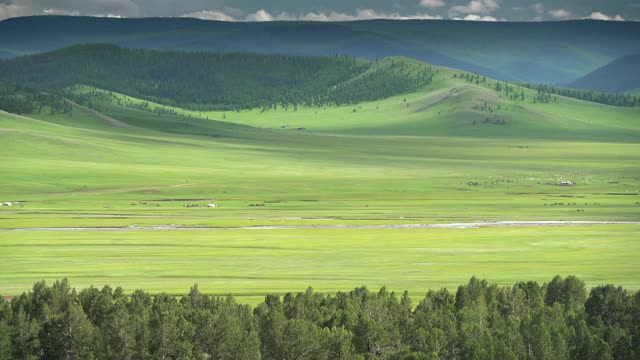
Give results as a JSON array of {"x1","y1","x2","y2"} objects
[{"x1": 1, "y1": 225, "x2": 638, "y2": 305}]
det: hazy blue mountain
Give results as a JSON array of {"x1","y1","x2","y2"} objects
[
  {"x1": 569, "y1": 54, "x2": 640, "y2": 93},
  {"x1": 1, "y1": 16, "x2": 639, "y2": 84}
]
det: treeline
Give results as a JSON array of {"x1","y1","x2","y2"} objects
[
  {"x1": 0, "y1": 81, "x2": 71, "y2": 115},
  {"x1": 0, "y1": 44, "x2": 434, "y2": 111},
  {"x1": 518, "y1": 83, "x2": 640, "y2": 107},
  {"x1": 1, "y1": 276, "x2": 638, "y2": 359},
  {"x1": 454, "y1": 72, "x2": 639, "y2": 107},
  {"x1": 456, "y1": 72, "x2": 527, "y2": 103}
]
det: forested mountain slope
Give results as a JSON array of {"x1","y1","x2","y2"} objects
[
  {"x1": 0, "y1": 45, "x2": 434, "y2": 110},
  {"x1": 1, "y1": 16, "x2": 639, "y2": 84}
]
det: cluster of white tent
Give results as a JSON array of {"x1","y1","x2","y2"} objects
[{"x1": 183, "y1": 203, "x2": 218, "y2": 208}]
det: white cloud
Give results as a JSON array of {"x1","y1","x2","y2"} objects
[
  {"x1": 292, "y1": 11, "x2": 358, "y2": 21},
  {"x1": 420, "y1": 0, "x2": 446, "y2": 9},
  {"x1": 339, "y1": 8, "x2": 443, "y2": 20},
  {"x1": 460, "y1": 14, "x2": 498, "y2": 21},
  {"x1": 449, "y1": 0, "x2": 499, "y2": 16},
  {"x1": 184, "y1": 8, "x2": 444, "y2": 22},
  {"x1": 587, "y1": 12, "x2": 625, "y2": 21},
  {"x1": 548, "y1": 9, "x2": 572, "y2": 19},
  {"x1": 245, "y1": 9, "x2": 273, "y2": 22},
  {"x1": 451, "y1": 14, "x2": 501, "y2": 21},
  {"x1": 43, "y1": 8, "x2": 80, "y2": 16}
]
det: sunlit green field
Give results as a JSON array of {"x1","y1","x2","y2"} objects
[
  {"x1": 1, "y1": 65, "x2": 638, "y2": 299},
  {"x1": 2, "y1": 226, "x2": 639, "y2": 305}
]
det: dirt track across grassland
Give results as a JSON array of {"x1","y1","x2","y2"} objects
[
  {"x1": 64, "y1": 98, "x2": 133, "y2": 128},
  {"x1": 3, "y1": 221, "x2": 640, "y2": 232}
]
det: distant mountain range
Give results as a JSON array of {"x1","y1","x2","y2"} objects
[
  {"x1": 569, "y1": 54, "x2": 640, "y2": 93},
  {"x1": 1, "y1": 16, "x2": 639, "y2": 86}
]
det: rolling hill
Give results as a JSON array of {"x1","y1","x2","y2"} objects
[
  {"x1": 2, "y1": 45, "x2": 639, "y2": 142},
  {"x1": 1, "y1": 16, "x2": 640, "y2": 84},
  {"x1": 569, "y1": 54, "x2": 640, "y2": 93},
  {"x1": 0, "y1": 45, "x2": 434, "y2": 110}
]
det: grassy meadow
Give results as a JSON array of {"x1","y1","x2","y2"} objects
[
  {"x1": 2, "y1": 226, "x2": 638, "y2": 305},
  {"x1": 0, "y1": 62, "x2": 639, "y2": 300}
]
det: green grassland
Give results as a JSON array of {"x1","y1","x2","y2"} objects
[
  {"x1": 0, "y1": 59, "x2": 639, "y2": 300},
  {"x1": 2, "y1": 226, "x2": 639, "y2": 305}
]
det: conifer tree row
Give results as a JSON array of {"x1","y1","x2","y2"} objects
[
  {"x1": 454, "y1": 72, "x2": 639, "y2": 107},
  {"x1": 518, "y1": 82, "x2": 640, "y2": 107},
  {"x1": 1, "y1": 276, "x2": 638, "y2": 359}
]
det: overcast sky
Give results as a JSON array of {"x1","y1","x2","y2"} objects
[{"x1": 1, "y1": 0, "x2": 638, "y2": 22}]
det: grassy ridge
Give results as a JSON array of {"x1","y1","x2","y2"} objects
[{"x1": 70, "y1": 62, "x2": 640, "y2": 142}]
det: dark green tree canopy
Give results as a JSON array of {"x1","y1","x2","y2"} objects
[
  {"x1": 1, "y1": 276, "x2": 639, "y2": 359},
  {"x1": 0, "y1": 44, "x2": 435, "y2": 111}
]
